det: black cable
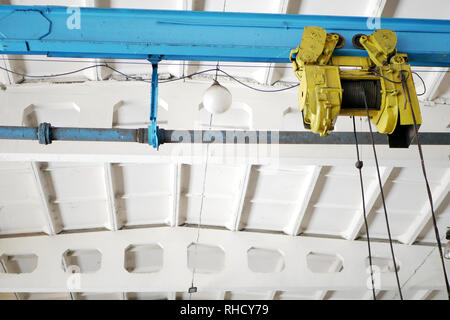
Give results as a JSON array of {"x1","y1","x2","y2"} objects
[
  {"x1": 103, "y1": 63, "x2": 219, "y2": 83},
  {"x1": 352, "y1": 116, "x2": 377, "y2": 300},
  {"x1": 372, "y1": 71, "x2": 406, "y2": 84},
  {"x1": 0, "y1": 64, "x2": 103, "y2": 78},
  {"x1": 3, "y1": 57, "x2": 450, "y2": 73},
  {"x1": 374, "y1": 70, "x2": 426, "y2": 97},
  {"x1": 0, "y1": 63, "x2": 300, "y2": 92},
  {"x1": 217, "y1": 68, "x2": 300, "y2": 92},
  {"x1": 399, "y1": 70, "x2": 450, "y2": 299},
  {"x1": 411, "y1": 71, "x2": 427, "y2": 96},
  {"x1": 360, "y1": 85, "x2": 404, "y2": 300}
]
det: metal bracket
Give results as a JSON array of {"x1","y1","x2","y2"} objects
[
  {"x1": 148, "y1": 60, "x2": 162, "y2": 149},
  {"x1": 37, "y1": 122, "x2": 52, "y2": 145}
]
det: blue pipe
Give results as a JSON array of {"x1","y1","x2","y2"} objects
[
  {"x1": 148, "y1": 62, "x2": 161, "y2": 149},
  {"x1": 0, "y1": 125, "x2": 144, "y2": 144},
  {"x1": 0, "y1": 126, "x2": 37, "y2": 140},
  {"x1": 0, "y1": 125, "x2": 448, "y2": 146},
  {"x1": 0, "y1": 5, "x2": 449, "y2": 66},
  {"x1": 51, "y1": 127, "x2": 142, "y2": 143}
]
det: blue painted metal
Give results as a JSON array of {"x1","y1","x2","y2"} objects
[
  {"x1": 0, "y1": 125, "x2": 448, "y2": 145},
  {"x1": 37, "y1": 122, "x2": 51, "y2": 145},
  {"x1": 0, "y1": 126, "x2": 37, "y2": 140},
  {"x1": 0, "y1": 5, "x2": 449, "y2": 66},
  {"x1": 148, "y1": 62, "x2": 161, "y2": 149},
  {"x1": 51, "y1": 127, "x2": 141, "y2": 142}
]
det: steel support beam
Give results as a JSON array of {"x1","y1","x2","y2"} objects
[
  {"x1": 284, "y1": 166, "x2": 322, "y2": 236},
  {"x1": 103, "y1": 163, "x2": 121, "y2": 231},
  {"x1": 398, "y1": 169, "x2": 450, "y2": 245},
  {"x1": 0, "y1": 227, "x2": 447, "y2": 293},
  {"x1": 169, "y1": 163, "x2": 182, "y2": 227},
  {"x1": 30, "y1": 162, "x2": 62, "y2": 235},
  {"x1": 227, "y1": 165, "x2": 252, "y2": 231},
  {"x1": 0, "y1": 5, "x2": 449, "y2": 66},
  {"x1": 344, "y1": 167, "x2": 394, "y2": 240},
  {"x1": 0, "y1": 126, "x2": 449, "y2": 146}
]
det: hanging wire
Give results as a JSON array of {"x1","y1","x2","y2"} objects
[
  {"x1": 374, "y1": 69, "x2": 450, "y2": 299},
  {"x1": 398, "y1": 69, "x2": 450, "y2": 299},
  {"x1": 191, "y1": 0, "x2": 227, "y2": 298},
  {"x1": 352, "y1": 116, "x2": 377, "y2": 300},
  {"x1": 217, "y1": 68, "x2": 299, "y2": 92},
  {"x1": 214, "y1": 60, "x2": 220, "y2": 82},
  {"x1": 0, "y1": 63, "x2": 300, "y2": 92},
  {"x1": 189, "y1": 114, "x2": 213, "y2": 299},
  {"x1": 0, "y1": 64, "x2": 103, "y2": 79},
  {"x1": 3, "y1": 57, "x2": 450, "y2": 74},
  {"x1": 359, "y1": 85, "x2": 404, "y2": 300},
  {"x1": 412, "y1": 71, "x2": 427, "y2": 96}
]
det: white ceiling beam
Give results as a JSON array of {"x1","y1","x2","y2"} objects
[
  {"x1": 217, "y1": 291, "x2": 226, "y2": 300},
  {"x1": 397, "y1": 169, "x2": 450, "y2": 245},
  {"x1": 265, "y1": 290, "x2": 277, "y2": 300},
  {"x1": 0, "y1": 260, "x2": 19, "y2": 300},
  {"x1": 0, "y1": 226, "x2": 445, "y2": 293},
  {"x1": 314, "y1": 253, "x2": 345, "y2": 300},
  {"x1": 227, "y1": 165, "x2": 252, "y2": 231},
  {"x1": 344, "y1": 167, "x2": 394, "y2": 240},
  {"x1": 255, "y1": 0, "x2": 291, "y2": 85},
  {"x1": 30, "y1": 162, "x2": 62, "y2": 235},
  {"x1": 167, "y1": 292, "x2": 177, "y2": 300},
  {"x1": 0, "y1": 55, "x2": 20, "y2": 85},
  {"x1": 362, "y1": 289, "x2": 381, "y2": 300},
  {"x1": 168, "y1": 163, "x2": 182, "y2": 227},
  {"x1": 0, "y1": 141, "x2": 448, "y2": 169},
  {"x1": 315, "y1": 290, "x2": 328, "y2": 300},
  {"x1": 104, "y1": 163, "x2": 122, "y2": 231},
  {"x1": 167, "y1": 0, "x2": 193, "y2": 78},
  {"x1": 283, "y1": 166, "x2": 322, "y2": 236},
  {"x1": 420, "y1": 68, "x2": 450, "y2": 102},
  {"x1": 60, "y1": 255, "x2": 75, "y2": 300},
  {"x1": 410, "y1": 289, "x2": 432, "y2": 300},
  {"x1": 82, "y1": 0, "x2": 110, "y2": 81},
  {"x1": 365, "y1": 0, "x2": 387, "y2": 17}
]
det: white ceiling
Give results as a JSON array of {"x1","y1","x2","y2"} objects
[{"x1": 0, "y1": 0, "x2": 449, "y2": 300}]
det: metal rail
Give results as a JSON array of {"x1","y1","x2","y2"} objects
[
  {"x1": 0, "y1": 125, "x2": 448, "y2": 146},
  {"x1": 0, "y1": 5, "x2": 449, "y2": 66}
]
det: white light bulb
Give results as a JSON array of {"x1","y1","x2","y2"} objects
[{"x1": 202, "y1": 80, "x2": 232, "y2": 114}]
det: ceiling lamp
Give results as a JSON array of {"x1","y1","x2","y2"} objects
[{"x1": 202, "y1": 80, "x2": 232, "y2": 114}]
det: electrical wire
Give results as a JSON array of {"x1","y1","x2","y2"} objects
[
  {"x1": 360, "y1": 85, "x2": 404, "y2": 300},
  {"x1": 399, "y1": 69, "x2": 450, "y2": 300},
  {"x1": 0, "y1": 58, "x2": 438, "y2": 96},
  {"x1": 352, "y1": 116, "x2": 377, "y2": 300},
  {"x1": 0, "y1": 64, "x2": 103, "y2": 79},
  {"x1": 411, "y1": 71, "x2": 427, "y2": 96},
  {"x1": 0, "y1": 63, "x2": 300, "y2": 92},
  {"x1": 217, "y1": 68, "x2": 299, "y2": 92},
  {"x1": 2, "y1": 57, "x2": 293, "y2": 69},
  {"x1": 100, "y1": 63, "x2": 220, "y2": 84},
  {"x1": 189, "y1": 113, "x2": 213, "y2": 300},
  {"x1": 3, "y1": 57, "x2": 450, "y2": 73},
  {"x1": 191, "y1": 0, "x2": 227, "y2": 298}
]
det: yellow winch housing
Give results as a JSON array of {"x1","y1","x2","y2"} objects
[{"x1": 290, "y1": 26, "x2": 422, "y2": 148}]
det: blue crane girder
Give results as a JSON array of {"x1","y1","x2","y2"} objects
[{"x1": 0, "y1": 5, "x2": 449, "y2": 66}]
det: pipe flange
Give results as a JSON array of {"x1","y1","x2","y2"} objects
[
  {"x1": 37, "y1": 122, "x2": 52, "y2": 145},
  {"x1": 136, "y1": 128, "x2": 147, "y2": 144}
]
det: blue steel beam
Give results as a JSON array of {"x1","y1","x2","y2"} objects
[{"x1": 0, "y1": 5, "x2": 449, "y2": 66}]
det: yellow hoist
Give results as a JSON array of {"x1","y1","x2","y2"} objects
[{"x1": 290, "y1": 26, "x2": 422, "y2": 148}]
